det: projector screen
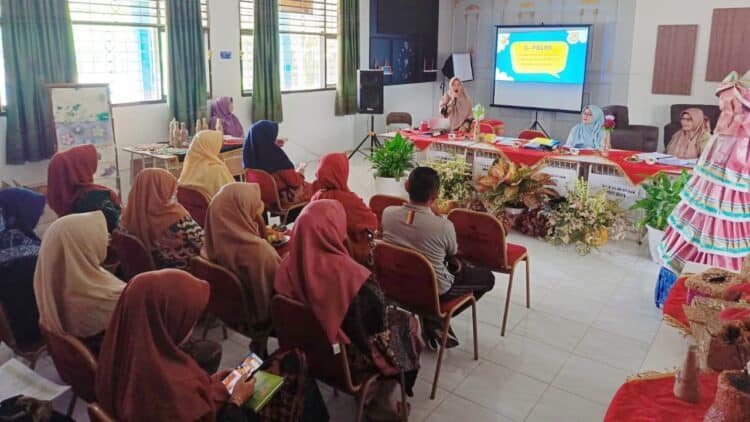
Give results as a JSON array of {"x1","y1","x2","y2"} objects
[{"x1": 491, "y1": 25, "x2": 591, "y2": 112}]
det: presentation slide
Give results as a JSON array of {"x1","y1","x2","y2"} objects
[{"x1": 492, "y1": 25, "x2": 591, "y2": 112}]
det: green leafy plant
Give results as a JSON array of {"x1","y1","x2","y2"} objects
[
  {"x1": 631, "y1": 170, "x2": 690, "y2": 231},
  {"x1": 547, "y1": 179, "x2": 627, "y2": 255},
  {"x1": 369, "y1": 133, "x2": 415, "y2": 180},
  {"x1": 422, "y1": 155, "x2": 474, "y2": 212}
]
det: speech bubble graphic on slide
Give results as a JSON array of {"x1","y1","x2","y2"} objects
[{"x1": 509, "y1": 41, "x2": 569, "y2": 78}]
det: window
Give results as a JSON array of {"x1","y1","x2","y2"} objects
[
  {"x1": 69, "y1": 0, "x2": 209, "y2": 105},
  {"x1": 240, "y1": 0, "x2": 338, "y2": 94}
]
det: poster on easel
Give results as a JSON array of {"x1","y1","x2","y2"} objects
[{"x1": 48, "y1": 83, "x2": 121, "y2": 196}]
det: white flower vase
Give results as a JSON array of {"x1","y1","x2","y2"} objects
[
  {"x1": 373, "y1": 176, "x2": 408, "y2": 198},
  {"x1": 646, "y1": 225, "x2": 665, "y2": 265}
]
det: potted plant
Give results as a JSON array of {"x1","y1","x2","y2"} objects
[
  {"x1": 369, "y1": 132, "x2": 415, "y2": 197},
  {"x1": 631, "y1": 170, "x2": 691, "y2": 264},
  {"x1": 475, "y1": 158, "x2": 559, "y2": 230},
  {"x1": 422, "y1": 155, "x2": 474, "y2": 214},
  {"x1": 547, "y1": 179, "x2": 627, "y2": 255}
]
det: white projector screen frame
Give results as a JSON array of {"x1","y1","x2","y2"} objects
[
  {"x1": 452, "y1": 53, "x2": 474, "y2": 82},
  {"x1": 490, "y1": 24, "x2": 591, "y2": 113}
]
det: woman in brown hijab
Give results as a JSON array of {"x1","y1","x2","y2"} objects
[
  {"x1": 439, "y1": 77, "x2": 474, "y2": 132},
  {"x1": 203, "y1": 182, "x2": 281, "y2": 353},
  {"x1": 666, "y1": 108, "x2": 712, "y2": 159},
  {"x1": 95, "y1": 269, "x2": 256, "y2": 422}
]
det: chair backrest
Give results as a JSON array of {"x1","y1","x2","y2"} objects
[
  {"x1": 110, "y1": 231, "x2": 156, "y2": 282},
  {"x1": 40, "y1": 323, "x2": 97, "y2": 403},
  {"x1": 88, "y1": 403, "x2": 117, "y2": 422},
  {"x1": 386, "y1": 112, "x2": 413, "y2": 129},
  {"x1": 176, "y1": 185, "x2": 210, "y2": 227},
  {"x1": 190, "y1": 256, "x2": 253, "y2": 329},
  {"x1": 601, "y1": 105, "x2": 630, "y2": 128},
  {"x1": 245, "y1": 169, "x2": 281, "y2": 211},
  {"x1": 517, "y1": 129, "x2": 546, "y2": 140},
  {"x1": 368, "y1": 194, "x2": 405, "y2": 234},
  {"x1": 372, "y1": 242, "x2": 441, "y2": 316},
  {"x1": 271, "y1": 295, "x2": 356, "y2": 390},
  {"x1": 0, "y1": 301, "x2": 43, "y2": 359},
  {"x1": 447, "y1": 208, "x2": 508, "y2": 270}
]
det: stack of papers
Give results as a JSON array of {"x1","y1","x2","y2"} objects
[
  {"x1": 0, "y1": 359, "x2": 69, "y2": 402},
  {"x1": 657, "y1": 157, "x2": 698, "y2": 167}
]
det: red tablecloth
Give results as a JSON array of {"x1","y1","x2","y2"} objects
[
  {"x1": 399, "y1": 131, "x2": 686, "y2": 186},
  {"x1": 663, "y1": 277, "x2": 690, "y2": 333},
  {"x1": 605, "y1": 373, "x2": 718, "y2": 421}
]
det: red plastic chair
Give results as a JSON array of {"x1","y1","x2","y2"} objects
[
  {"x1": 176, "y1": 185, "x2": 210, "y2": 227},
  {"x1": 373, "y1": 241, "x2": 478, "y2": 400},
  {"x1": 190, "y1": 256, "x2": 266, "y2": 350},
  {"x1": 447, "y1": 209, "x2": 530, "y2": 336},
  {"x1": 110, "y1": 231, "x2": 155, "y2": 282},
  {"x1": 245, "y1": 169, "x2": 308, "y2": 225},
  {"x1": 272, "y1": 295, "x2": 381, "y2": 422},
  {"x1": 517, "y1": 129, "x2": 546, "y2": 140},
  {"x1": 368, "y1": 194, "x2": 406, "y2": 237},
  {"x1": 40, "y1": 323, "x2": 97, "y2": 416},
  {"x1": 87, "y1": 404, "x2": 116, "y2": 422},
  {"x1": 0, "y1": 303, "x2": 45, "y2": 369}
]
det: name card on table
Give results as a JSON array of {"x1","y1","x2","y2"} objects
[{"x1": 588, "y1": 168, "x2": 644, "y2": 209}]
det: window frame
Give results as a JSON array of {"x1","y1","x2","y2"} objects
[{"x1": 239, "y1": 0, "x2": 339, "y2": 96}]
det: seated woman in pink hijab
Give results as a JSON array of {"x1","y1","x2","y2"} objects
[
  {"x1": 210, "y1": 96, "x2": 244, "y2": 138},
  {"x1": 666, "y1": 108, "x2": 712, "y2": 159}
]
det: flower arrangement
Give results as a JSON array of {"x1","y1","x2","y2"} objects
[
  {"x1": 472, "y1": 103, "x2": 486, "y2": 121},
  {"x1": 423, "y1": 155, "x2": 474, "y2": 213},
  {"x1": 603, "y1": 114, "x2": 616, "y2": 132},
  {"x1": 547, "y1": 179, "x2": 627, "y2": 255},
  {"x1": 475, "y1": 158, "x2": 559, "y2": 215}
]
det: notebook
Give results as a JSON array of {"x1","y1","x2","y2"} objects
[{"x1": 244, "y1": 371, "x2": 285, "y2": 413}]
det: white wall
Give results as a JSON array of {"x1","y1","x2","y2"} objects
[
  {"x1": 0, "y1": 0, "x2": 453, "y2": 189},
  {"x1": 627, "y1": 0, "x2": 749, "y2": 141},
  {"x1": 447, "y1": 0, "x2": 637, "y2": 141}
]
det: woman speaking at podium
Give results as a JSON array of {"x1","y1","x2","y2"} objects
[{"x1": 440, "y1": 77, "x2": 473, "y2": 132}]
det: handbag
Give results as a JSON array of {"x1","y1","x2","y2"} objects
[{"x1": 367, "y1": 307, "x2": 422, "y2": 376}]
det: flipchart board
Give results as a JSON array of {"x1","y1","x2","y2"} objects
[{"x1": 48, "y1": 83, "x2": 121, "y2": 196}]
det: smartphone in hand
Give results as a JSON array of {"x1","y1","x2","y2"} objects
[{"x1": 222, "y1": 353, "x2": 264, "y2": 394}]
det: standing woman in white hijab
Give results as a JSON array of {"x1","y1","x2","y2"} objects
[{"x1": 440, "y1": 77, "x2": 474, "y2": 132}]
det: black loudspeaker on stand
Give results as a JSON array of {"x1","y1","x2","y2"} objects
[{"x1": 349, "y1": 70, "x2": 384, "y2": 159}]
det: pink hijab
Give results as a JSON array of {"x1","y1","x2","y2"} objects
[
  {"x1": 666, "y1": 108, "x2": 709, "y2": 159},
  {"x1": 210, "y1": 96, "x2": 244, "y2": 138},
  {"x1": 273, "y1": 200, "x2": 370, "y2": 344}
]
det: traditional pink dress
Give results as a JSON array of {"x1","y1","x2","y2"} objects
[{"x1": 659, "y1": 72, "x2": 750, "y2": 276}]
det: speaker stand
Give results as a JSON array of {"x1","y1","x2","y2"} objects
[
  {"x1": 528, "y1": 110, "x2": 550, "y2": 137},
  {"x1": 349, "y1": 115, "x2": 382, "y2": 159}
]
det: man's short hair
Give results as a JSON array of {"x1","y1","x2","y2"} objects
[{"x1": 407, "y1": 167, "x2": 440, "y2": 203}]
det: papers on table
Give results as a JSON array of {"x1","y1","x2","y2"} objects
[
  {"x1": 495, "y1": 137, "x2": 521, "y2": 146},
  {"x1": 634, "y1": 152, "x2": 672, "y2": 160},
  {"x1": 656, "y1": 157, "x2": 698, "y2": 167},
  {"x1": 0, "y1": 359, "x2": 69, "y2": 402}
]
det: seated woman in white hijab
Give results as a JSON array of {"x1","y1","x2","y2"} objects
[{"x1": 566, "y1": 105, "x2": 605, "y2": 149}]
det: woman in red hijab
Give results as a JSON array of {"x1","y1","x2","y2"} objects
[
  {"x1": 311, "y1": 153, "x2": 378, "y2": 265},
  {"x1": 95, "y1": 269, "x2": 255, "y2": 422},
  {"x1": 274, "y1": 200, "x2": 421, "y2": 420},
  {"x1": 47, "y1": 144, "x2": 122, "y2": 232}
]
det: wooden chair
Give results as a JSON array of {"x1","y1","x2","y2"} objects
[
  {"x1": 87, "y1": 403, "x2": 116, "y2": 422},
  {"x1": 272, "y1": 295, "x2": 383, "y2": 422},
  {"x1": 245, "y1": 169, "x2": 308, "y2": 225},
  {"x1": 386, "y1": 112, "x2": 413, "y2": 131},
  {"x1": 0, "y1": 302, "x2": 45, "y2": 369},
  {"x1": 110, "y1": 231, "x2": 155, "y2": 282},
  {"x1": 517, "y1": 129, "x2": 546, "y2": 140},
  {"x1": 40, "y1": 323, "x2": 97, "y2": 416},
  {"x1": 447, "y1": 209, "x2": 530, "y2": 336},
  {"x1": 368, "y1": 194, "x2": 405, "y2": 236},
  {"x1": 176, "y1": 185, "x2": 210, "y2": 227},
  {"x1": 373, "y1": 241, "x2": 478, "y2": 400},
  {"x1": 191, "y1": 256, "x2": 268, "y2": 349}
]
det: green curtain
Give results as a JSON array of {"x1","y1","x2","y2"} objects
[
  {"x1": 167, "y1": 0, "x2": 207, "y2": 134},
  {"x1": 335, "y1": 0, "x2": 359, "y2": 116},
  {"x1": 1, "y1": 0, "x2": 77, "y2": 164},
  {"x1": 252, "y1": 0, "x2": 283, "y2": 122}
]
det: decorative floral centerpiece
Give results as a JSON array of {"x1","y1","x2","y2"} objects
[
  {"x1": 472, "y1": 104, "x2": 486, "y2": 140},
  {"x1": 476, "y1": 158, "x2": 558, "y2": 229},
  {"x1": 547, "y1": 179, "x2": 627, "y2": 254},
  {"x1": 602, "y1": 114, "x2": 616, "y2": 155},
  {"x1": 423, "y1": 155, "x2": 474, "y2": 214}
]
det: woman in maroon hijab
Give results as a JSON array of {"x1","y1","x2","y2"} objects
[{"x1": 95, "y1": 269, "x2": 255, "y2": 421}]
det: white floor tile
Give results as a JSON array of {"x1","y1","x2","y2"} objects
[
  {"x1": 511, "y1": 310, "x2": 589, "y2": 352},
  {"x1": 453, "y1": 360, "x2": 548, "y2": 421},
  {"x1": 592, "y1": 303, "x2": 662, "y2": 343},
  {"x1": 427, "y1": 394, "x2": 513, "y2": 422},
  {"x1": 526, "y1": 386, "x2": 607, "y2": 422},
  {"x1": 574, "y1": 327, "x2": 650, "y2": 373},
  {"x1": 417, "y1": 347, "x2": 481, "y2": 392},
  {"x1": 484, "y1": 334, "x2": 570, "y2": 383},
  {"x1": 551, "y1": 355, "x2": 631, "y2": 406}
]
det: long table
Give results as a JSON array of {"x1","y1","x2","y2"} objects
[{"x1": 384, "y1": 130, "x2": 689, "y2": 208}]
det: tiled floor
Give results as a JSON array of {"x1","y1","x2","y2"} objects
[{"x1": 1, "y1": 155, "x2": 687, "y2": 421}]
